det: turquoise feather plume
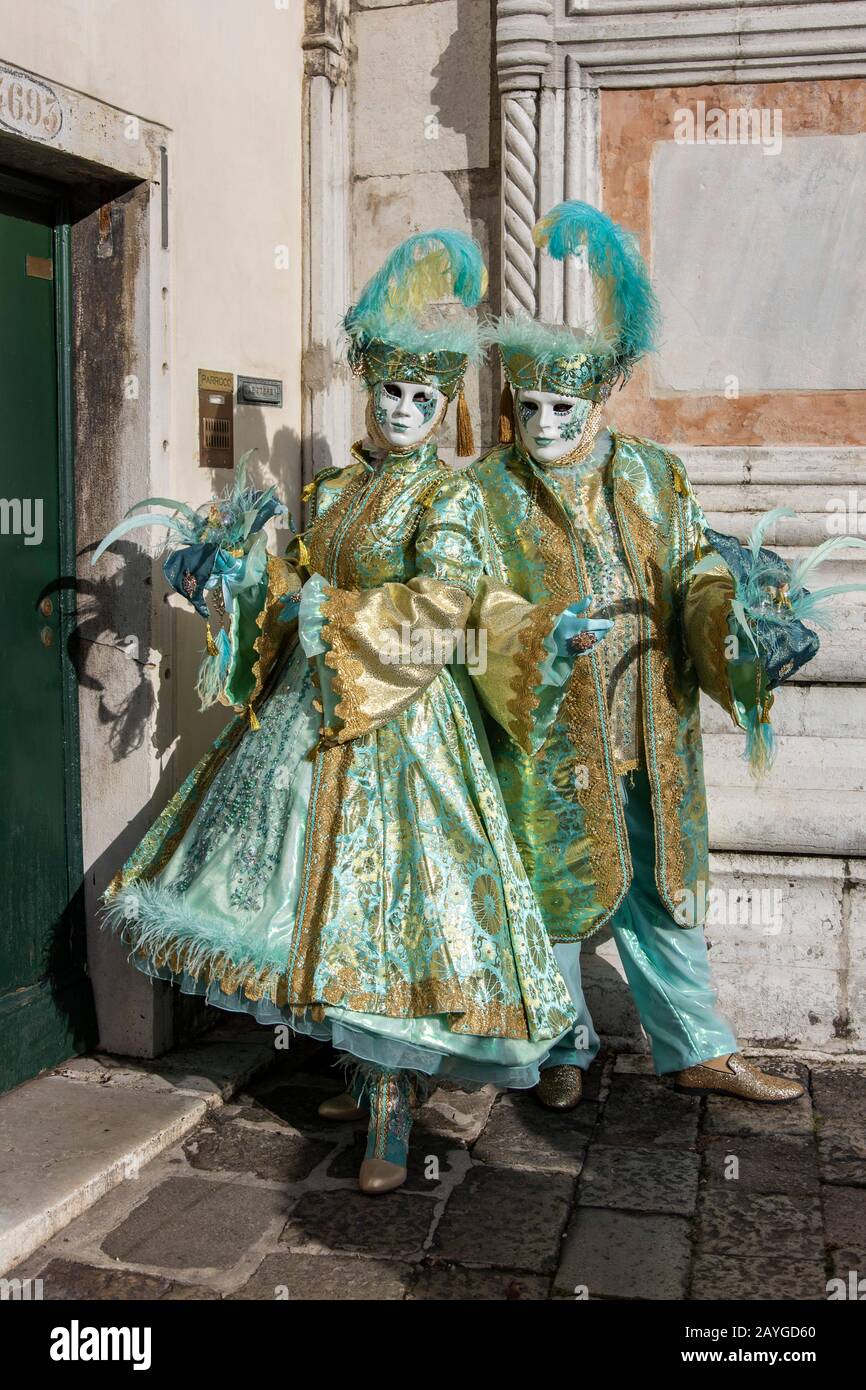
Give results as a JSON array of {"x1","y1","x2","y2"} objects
[
  {"x1": 701, "y1": 511, "x2": 866, "y2": 777},
  {"x1": 91, "y1": 510, "x2": 191, "y2": 565},
  {"x1": 344, "y1": 229, "x2": 487, "y2": 353},
  {"x1": 747, "y1": 506, "x2": 796, "y2": 561},
  {"x1": 91, "y1": 451, "x2": 289, "y2": 567},
  {"x1": 786, "y1": 536, "x2": 866, "y2": 628},
  {"x1": 533, "y1": 201, "x2": 659, "y2": 371},
  {"x1": 741, "y1": 523, "x2": 866, "y2": 632}
]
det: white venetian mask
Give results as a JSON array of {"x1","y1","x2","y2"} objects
[
  {"x1": 515, "y1": 388, "x2": 594, "y2": 464},
  {"x1": 372, "y1": 380, "x2": 446, "y2": 450}
]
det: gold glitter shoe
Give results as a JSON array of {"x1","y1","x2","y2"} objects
[
  {"x1": 534, "y1": 1064, "x2": 583, "y2": 1111},
  {"x1": 317, "y1": 1091, "x2": 366, "y2": 1121},
  {"x1": 358, "y1": 1157, "x2": 407, "y2": 1195},
  {"x1": 674, "y1": 1053, "x2": 805, "y2": 1103}
]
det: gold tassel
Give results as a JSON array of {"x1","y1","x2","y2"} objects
[
  {"x1": 205, "y1": 622, "x2": 218, "y2": 657},
  {"x1": 296, "y1": 534, "x2": 311, "y2": 568},
  {"x1": 455, "y1": 386, "x2": 474, "y2": 458},
  {"x1": 247, "y1": 703, "x2": 261, "y2": 731},
  {"x1": 498, "y1": 382, "x2": 515, "y2": 445},
  {"x1": 301, "y1": 480, "x2": 317, "y2": 504}
]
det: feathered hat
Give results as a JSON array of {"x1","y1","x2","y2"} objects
[
  {"x1": 343, "y1": 228, "x2": 487, "y2": 455},
  {"x1": 490, "y1": 201, "x2": 659, "y2": 441}
]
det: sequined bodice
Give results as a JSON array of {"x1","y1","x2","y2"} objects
[
  {"x1": 299, "y1": 438, "x2": 485, "y2": 599},
  {"x1": 303, "y1": 440, "x2": 450, "y2": 590}
]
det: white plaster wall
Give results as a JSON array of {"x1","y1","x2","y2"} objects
[
  {"x1": 684, "y1": 450, "x2": 866, "y2": 1051},
  {"x1": 0, "y1": 0, "x2": 305, "y2": 773},
  {"x1": 354, "y1": 0, "x2": 490, "y2": 177},
  {"x1": 349, "y1": 0, "x2": 498, "y2": 459}
]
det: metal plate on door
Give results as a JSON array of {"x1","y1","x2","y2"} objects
[{"x1": 26, "y1": 255, "x2": 53, "y2": 280}]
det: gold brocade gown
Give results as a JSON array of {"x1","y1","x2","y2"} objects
[{"x1": 103, "y1": 438, "x2": 575, "y2": 1087}]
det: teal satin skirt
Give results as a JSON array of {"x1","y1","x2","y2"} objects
[{"x1": 107, "y1": 643, "x2": 575, "y2": 1088}]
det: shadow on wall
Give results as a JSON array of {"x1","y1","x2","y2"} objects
[
  {"x1": 45, "y1": 420, "x2": 324, "y2": 1051},
  {"x1": 429, "y1": 0, "x2": 500, "y2": 454},
  {"x1": 429, "y1": 0, "x2": 494, "y2": 174},
  {"x1": 61, "y1": 417, "x2": 318, "y2": 911},
  {"x1": 75, "y1": 412, "x2": 312, "y2": 769}
]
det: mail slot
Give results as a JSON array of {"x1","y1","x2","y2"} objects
[{"x1": 198, "y1": 368, "x2": 234, "y2": 468}]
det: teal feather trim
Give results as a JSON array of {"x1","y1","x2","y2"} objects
[
  {"x1": 91, "y1": 511, "x2": 189, "y2": 565},
  {"x1": 345, "y1": 309, "x2": 484, "y2": 362},
  {"x1": 343, "y1": 1060, "x2": 431, "y2": 1106},
  {"x1": 747, "y1": 506, "x2": 796, "y2": 561},
  {"x1": 102, "y1": 882, "x2": 295, "y2": 994},
  {"x1": 125, "y1": 496, "x2": 203, "y2": 527},
  {"x1": 533, "y1": 201, "x2": 659, "y2": 371},
  {"x1": 195, "y1": 627, "x2": 231, "y2": 710},
  {"x1": 743, "y1": 705, "x2": 776, "y2": 779},
  {"x1": 745, "y1": 532, "x2": 866, "y2": 631},
  {"x1": 789, "y1": 535, "x2": 866, "y2": 596},
  {"x1": 704, "y1": 513, "x2": 866, "y2": 778},
  {"x1": 91, "y1": 449, "x2": 290, "y2": 567},
  {"x1": 792, "y1": 580, "x2": 866, "y2": 627},
  {"x1": 484, "y1": 313, "x2": 614, "y2": 368}
]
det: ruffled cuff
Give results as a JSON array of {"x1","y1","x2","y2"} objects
[
  {"x1": 315, "y1": 576, "x2": 472, "y2": 743},
  {"x1": 470, "y1": 582, "x2": 611, "y2": 756},
  {"x1": 297, "y1": 572, "x2": 340, "y2": 732},
  {"x1": 541, "y1": 602, "x2": 612, "y2": 684},
  {"x1": 532, "y1": 602, "x2": 613, "y2": 747},
  {"x1": 298, "y1": 572, "x2": 329, "y2": 657}
]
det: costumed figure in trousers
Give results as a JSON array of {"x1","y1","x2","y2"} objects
[
  {"x1": 471, "y1": 201, "x2": 866, "y2": 1110},
  {"x1": 93, "y1": 229, "x2": 604, "y2": 1192}
]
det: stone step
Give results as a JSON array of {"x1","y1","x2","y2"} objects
[
  {"x1": 704, "y1": 733, "x2": 866, "y2": 791},
  {"x1": 0, "y1": 1019, "x2": 277, "y2": 1277},
  {"x1": 701, "y1": 684, "x2": 866, "y2": 738},
  {"x1": 699, "y1": 484, "x2": 866, "y2": 518},
  {"x1": 679, "y1": 446, "x2": 866, "y2": 488},
  {"x1": 704, "y1": 509, "x2": 866, "y2": 549},
  {"x1": 700, "y1": 683, "x2": 861, "y2": 739},
  {"x1": 708, "y1": 787, "x2": 866, "y2": 856}
]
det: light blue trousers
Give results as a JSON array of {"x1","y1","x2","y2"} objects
[{"x1": 546, "y1": 770, "x2": 737, "y2": 1075}]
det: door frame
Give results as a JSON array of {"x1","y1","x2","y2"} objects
[
  {"x1": 0, "y1": 168, "x2": 85, "y2": 931},
  {"x1": 0, "y1": 64, "x2": 176, "y2": 1062},
  {"x1": 0, "y1": 166, "x2": 93, "y2": 1087}
]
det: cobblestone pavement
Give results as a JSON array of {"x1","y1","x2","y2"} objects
[{"x1": 13, "y1": 1041, "x2": 866, "y2": 1300}]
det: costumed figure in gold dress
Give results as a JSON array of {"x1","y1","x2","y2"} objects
[{"x1": 93, "y1": 229, "x2": 605, "y2": 1191}]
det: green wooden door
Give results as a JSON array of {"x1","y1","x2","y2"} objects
[{"x1": 0, "y1": 178, "x2": 95, "y2": 1091}]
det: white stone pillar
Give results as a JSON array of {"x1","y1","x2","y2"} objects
[
  {"x1": 302, "y1": 0, "x2": 352, "y2": 485},
  {"x1": 496, "y1": 1, "x2": 555, "y2": 317}
]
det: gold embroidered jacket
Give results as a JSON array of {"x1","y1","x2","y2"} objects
[{"x1": 471, "y1": 432, "x2": 753, "y2": 938}]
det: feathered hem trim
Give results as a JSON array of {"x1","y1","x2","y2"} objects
[
  {"x1": 102, "y1": 880, "x2": 555, "y2": 1041},
  {"x1": 102, "y1": 883, "x2": 296, "y2": 1007}
]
